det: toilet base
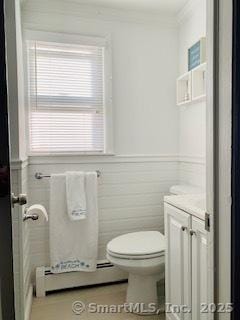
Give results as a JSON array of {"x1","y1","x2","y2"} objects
[{"x1": 126, "y1": 273, "x2": 162, "y2": 314}]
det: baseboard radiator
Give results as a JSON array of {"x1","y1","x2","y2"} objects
[{"x1": 35, "y1": 260, "x2": 128, "y2": 297}]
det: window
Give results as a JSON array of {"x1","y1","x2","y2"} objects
[{"x1": 27, "y1": 34, "x2": 112, "y2": 154}]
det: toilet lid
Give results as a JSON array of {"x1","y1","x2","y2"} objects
[{"x1": 107, "y1": 231, "x2": 165, "y2": 256}]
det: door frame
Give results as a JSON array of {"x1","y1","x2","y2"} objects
[
  {"x1": 213, "y1": 1, "x2": 232, "y2": 320},
  {"x1": 197, "y1": 0, "x2": 233, "y2": 319},
  {"x1": 0, "y1": 0, "x2": 16, "y2": 319},
  {"x1": 232, "y1": 0, "x2": 240, "y2": 318},
  {"x1": 206, "y1": 1, "x2": 217, "y2": 318}
]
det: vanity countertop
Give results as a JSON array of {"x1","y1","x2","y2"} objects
[{"x1": 164, "y1": 194, "x2": 206, "y2": 221}]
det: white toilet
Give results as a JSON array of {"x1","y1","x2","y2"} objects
[
  {"x1": 106, "y1": 185, "x2": 203, "y2": 313},
  {"x1": 107, "y1": 231, "x2": 165, "y2": 312}
]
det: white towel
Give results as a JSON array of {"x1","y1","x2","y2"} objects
[
  {"x1": 49, "y1": 172, "x2": 98, "y2": 273},
  {"x1": 66, "y1": 171, "x2": 86, "y2": 221}
]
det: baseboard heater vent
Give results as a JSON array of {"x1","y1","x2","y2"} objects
[
  {"x1": 44, "y1": 261, "x2": 114, "y2": 276},
  {"x1": 36, "y1": 260, "x2": 127, "y2": 297}
]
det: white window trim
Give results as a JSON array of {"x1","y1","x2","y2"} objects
[{"x1": 24, "y1": 30, "x2": 114, "y2": 156}]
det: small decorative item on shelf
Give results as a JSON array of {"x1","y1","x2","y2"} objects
[
  {"x1": 191, "y1": 63, "x2": 207, "y2": 101},
  {"x1": 188, "y1": 37, "x2": 206, "y2": 71},
  {"x1": 184, "y1": 92, "x2": 189, "y2": 102},
  {"x1": 176, "y1": 71, "x2": 191, "y2": 106}
]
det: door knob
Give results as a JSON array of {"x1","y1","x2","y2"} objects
[{"x1": 11, "y1": 193, "x2": 27, "y2": 207}]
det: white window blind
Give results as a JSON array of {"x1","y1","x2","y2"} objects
[{"x1": 27, "y1": 40, "x2": 105, "y2": 154}]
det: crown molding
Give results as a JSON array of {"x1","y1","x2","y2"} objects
[
  {"x1": 22, "y1": 0, "x2": 178, "y2": 28},
  {"x1": 177, "y1": 0, "x2": 202, "y2": 25}
]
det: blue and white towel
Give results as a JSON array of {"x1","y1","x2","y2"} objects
[
  {"x1": 66, "y1": 171, "x2": 86, "y2": 221},
  {"x1": 49, "y1": 172, "x2": 98, "y2": 273}
]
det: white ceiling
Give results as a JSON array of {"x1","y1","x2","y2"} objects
[{"x1": 69, "y1": 0, "x2": 189, "y2": 14}]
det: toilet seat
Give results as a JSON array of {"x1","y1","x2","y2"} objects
[
  {"x1": 107, "y1": 250, "x2": 164, "y2": 260},
  {"x1": 107, "y1": 231, "x2": 165, "y2": 260}
]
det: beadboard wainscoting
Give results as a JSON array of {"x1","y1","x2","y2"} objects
[
  {"x1": 179, "y1": 156, "x2": 206, "y2": 190},
  {"x1": 26, "y1": 155, "x2": 179, "y2": 282}
]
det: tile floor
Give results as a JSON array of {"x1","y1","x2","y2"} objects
[{"x1": 30, "y1": 282, "x2": 166, "y2": 320}]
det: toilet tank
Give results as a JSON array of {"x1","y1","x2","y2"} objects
[{"x1": 169, "y1": 185, "x2": 204, "y2": 195}]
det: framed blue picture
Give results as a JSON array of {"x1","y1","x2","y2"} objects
[{"x1": 188, "y1": 37, "x2": 206, "y2": 71}]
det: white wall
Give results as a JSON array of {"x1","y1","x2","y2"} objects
[
  {"x1": 178, "y1": 0, "x2": 206, "y2": 189},
  {"x1": 22, "y1": 0, "x2": 179, "y2": 156},
  {"x1": 21, "y1": 0, "x2": 180, "y2": 280},
  {"x1": 178, "y1": 0, "x2": 207, "y2": 75}
]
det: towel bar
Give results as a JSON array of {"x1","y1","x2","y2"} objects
[{"x1": 35, "y1": 171, "x2": 101, "y2": 180}]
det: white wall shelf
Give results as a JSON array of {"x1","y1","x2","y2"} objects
[
  {"x1": 177, "y1": 63, "x2": 206, "y2": 106},
  {"x1": 192, "y1": 62, "x2": 206, "y2": 101},
  {"x1": 176, "y1": 71, "x2": 192, "y2": 106}
]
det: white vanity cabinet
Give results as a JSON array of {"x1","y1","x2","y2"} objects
[{"x1": 165, "y1": 203, "x2": 208, "y2": 320}]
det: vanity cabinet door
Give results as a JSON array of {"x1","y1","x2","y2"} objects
[
  {"x1": 164, "y1": 203, "x2": 192, "y2": 320},
  {"x1": 191, "y1": 216, "x2": 208, "y2": 320}
]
